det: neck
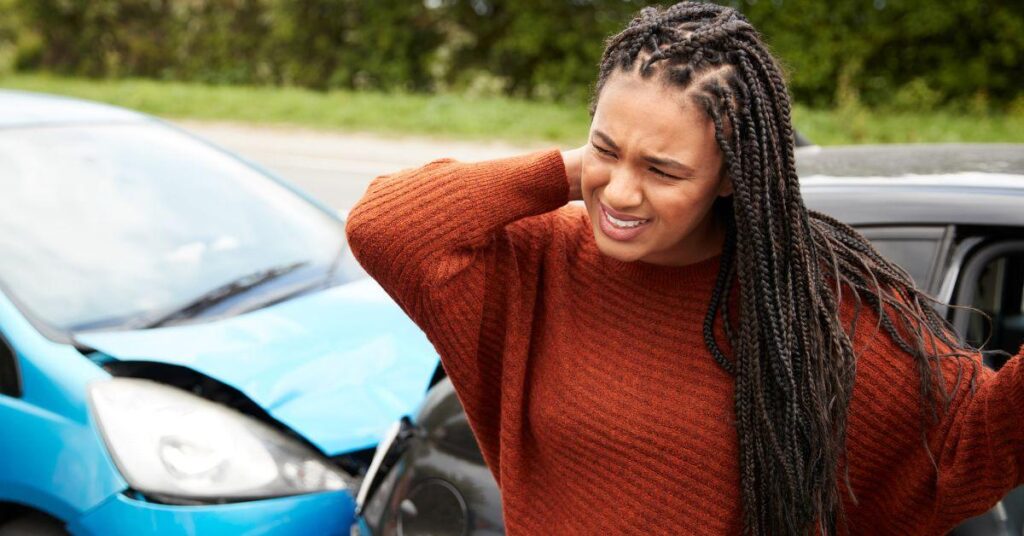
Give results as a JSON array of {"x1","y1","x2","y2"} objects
[{"x1": 642, "y1": 208, "x2": 726, "y2": 267}]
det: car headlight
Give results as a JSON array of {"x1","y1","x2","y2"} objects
[{"x1": 88, "y1": 377, "x2": 350, "y2": 501}]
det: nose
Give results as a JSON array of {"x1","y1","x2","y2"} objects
[{"x1": 603, "y1": 167, "x2": 644, "y2": 210}]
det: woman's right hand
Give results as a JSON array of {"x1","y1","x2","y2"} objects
[{"x1": 561, "y1": 145, "x2": 587, "y2": 202}]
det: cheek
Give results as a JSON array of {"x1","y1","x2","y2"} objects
[
  {"x1": 650, "y1": 184, "x2": 717, "y2": 226},
  {"x1": 580, "y1": 154, "x2": 608, "y2": 192},
  {"x1": 580, "y1": 157, "x2": 612, "y2": 209}
]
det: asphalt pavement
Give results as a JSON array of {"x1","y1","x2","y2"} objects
[{"x1": 176, "y1": 120, "x2": 547, "y2": 211}]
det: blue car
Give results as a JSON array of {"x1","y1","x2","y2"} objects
[{"x1": 0, "y1": 90, "x2": 441, "y2": 535}]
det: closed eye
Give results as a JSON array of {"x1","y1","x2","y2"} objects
[
  {"x1": 650, "y1": 167, "x2": 682, "y2": 180},
  {"x1": 592, "y1": 140, "x2": 685, "y2": 179},
  {"x1": 592, "y1": 143, "x2": 616, "y2": 158}
]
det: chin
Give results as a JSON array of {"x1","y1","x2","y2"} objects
[{"x1": 591, "y1": 226, "x2": 647, "y2": 263}]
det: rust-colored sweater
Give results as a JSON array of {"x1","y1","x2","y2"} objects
[{"x1": 345, "y1": 148, "x2": 1024, "y2": 534}]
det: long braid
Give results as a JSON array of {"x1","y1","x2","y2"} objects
[{"x1": 592, "y1": 3, "x2": 983, "y2": 534}]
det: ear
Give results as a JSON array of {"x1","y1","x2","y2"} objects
[
  {"x1": 717, "y1": 178, "x2": 733, "y2": 197},
  {"x1": 716, "y1": 168, "x2": 733, "y2": 197}
]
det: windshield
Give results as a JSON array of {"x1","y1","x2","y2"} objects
[{"x1": 0, "y1": 122, "x2": 348, "y2": 333}]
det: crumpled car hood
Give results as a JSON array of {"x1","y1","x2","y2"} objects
[{"x1": 75, "y1": 278, "x2": 439, "y2": 455}]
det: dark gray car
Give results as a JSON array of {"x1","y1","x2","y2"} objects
[{"x1": 356, "y1": 143, "x2": 1024, "y2": 536}]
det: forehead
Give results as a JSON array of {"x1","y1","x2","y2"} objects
[{"x1": 591, "y1": 70, "x2": 715, "y2": 156}]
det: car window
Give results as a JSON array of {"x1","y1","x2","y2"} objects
[
  {"x1": 0, "y1": 123, "x2": 348, "y2": 333},
  {"x1": 858, "y1": 226, "x2": 945, "y2": 290},
  {"x1": 960, "y1": 249, "x2": 1024, "y2": 370},
  {"x1": 949, "y1": 239, "x2": 1024, "y2": 536}
]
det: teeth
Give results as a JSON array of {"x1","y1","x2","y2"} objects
[{"x1": 606, "y1": 211, "x2": 648, "y2": 228}]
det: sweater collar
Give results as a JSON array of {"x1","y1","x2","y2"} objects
[{"x1": 599, "y1": 250, "x2": 723, "y2": 288}]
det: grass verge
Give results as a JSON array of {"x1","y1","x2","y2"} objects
[{"x1": 2, "y1": 73, "x2": 1022, "y2": 145}]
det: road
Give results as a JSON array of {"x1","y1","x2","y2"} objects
[{"x1": 176, "y1": 120, "x2": 549, "y2": 211}]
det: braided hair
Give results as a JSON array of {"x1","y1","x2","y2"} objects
[{"x1": 592, "y1": 3, "x2": 983, "y2": 534}]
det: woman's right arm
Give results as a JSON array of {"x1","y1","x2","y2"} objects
[
  {"x1": 345, "y1": 147, "x2": 581, "y2": 481},
  {"x1": 344, "y1": 148, "x2": 580, "y2": 387},
  {"x1": 345, "y1": 148, "x2": 576, "y2": 312}
]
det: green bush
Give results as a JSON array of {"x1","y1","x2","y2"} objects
[
  {"x1": 0, "y1": 0, "x2": 25, "y2": 75},
  {"x1": 12, "y1": 0, "x2": 442, "y2": 91},
  {"x1": 731, "y1": 0, "x2": 1024, "y2": 109},
  {"x1": 267, "y1": 0, "x2": 444, "y2": 91},
  {"x1": 431, "y1": 0, "x2": 648, "y2": 101},
  {"x1": 0, "y1": 1, "x2": 13, "y2": 74},
  {"x1": 6, "y1": 0, "x2": 1022, "y2": 109}
]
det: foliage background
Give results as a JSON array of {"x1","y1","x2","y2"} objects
[{"x1": 1, "y1": 0, "x2": 1021, "y2": 113}]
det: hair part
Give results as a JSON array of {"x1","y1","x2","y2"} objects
[{"x1": 591, "y1": 3, "x2": 983, "y2": 535}]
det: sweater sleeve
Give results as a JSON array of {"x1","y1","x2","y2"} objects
[
  {"x1": 344, "y1": 148, "x2": 569, "y2": 459},
  {"x1": 925, "y1": 345, "x2": 1024, "y2": 533},
  {"x1": 345, "y1": 148, "x2": 567, "y2": 290},
  {"x1": 839, "y1": 288, "x2": 1024, "y2": 533}
]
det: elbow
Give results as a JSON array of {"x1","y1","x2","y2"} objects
[
  {"x1": 345, "y1": 172, "x2": 396, "y2": 254},
  {"x1": 344, "y1": 173, "x2": 415, "y2": 278},
  {"x1": 344, "y1": 203, "x2": 367, "y2": 248},
  {"x1": 344, "y1": 159, "x2": 459, "y2": 282},
  {"x1": 344, "y1": 201, "x2": 381, "y2": 270}
]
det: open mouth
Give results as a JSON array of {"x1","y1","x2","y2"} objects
[
  {"x1": 598, "y1": 203, "x2": 651, "y2": 240},
  {"x1": 605, "y1": 211, "x2": 648, "y2": 228}
]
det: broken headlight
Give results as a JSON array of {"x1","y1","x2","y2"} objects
[{"x1": 88, "y1": 378, "x2": 349, "y2": 501}]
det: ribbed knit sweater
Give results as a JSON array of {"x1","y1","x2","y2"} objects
[{"x1": 345, "y1": 148, "x2": 1024, "y2": 535}]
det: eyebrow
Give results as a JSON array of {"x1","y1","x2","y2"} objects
[{"x1": 592, "y1": 129, "x2": 697, "y2": 176}]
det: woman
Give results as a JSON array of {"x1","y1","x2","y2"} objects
[{"x1": 346, "y1": 3, "x2": 1023, "y2": 534}]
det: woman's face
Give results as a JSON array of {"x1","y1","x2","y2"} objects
[{"x1": 583, "y1": 70, "x2": 732, "y2": 266}]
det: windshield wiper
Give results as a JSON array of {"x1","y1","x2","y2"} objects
[{"x1": 137, "y1": 261, "x2": 309, "y2": 329}]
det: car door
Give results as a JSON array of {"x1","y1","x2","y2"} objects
[
  {"x1": 944, "y1": 234, "x2": 1024, "y2": 535},
  {"x1": 858, "y1": 225, "x2": 952, "y2": 295},
  {"x1": 856, "y1": 226, "x2": 1024, "y2": 535}
]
